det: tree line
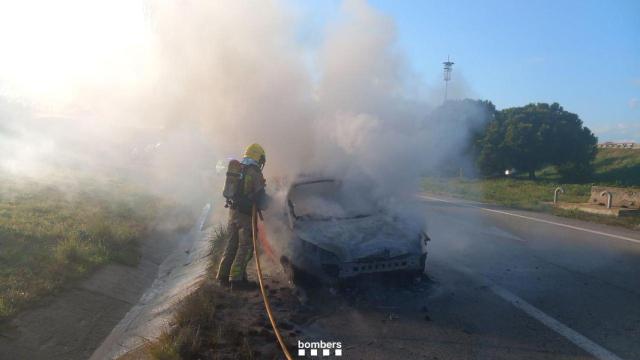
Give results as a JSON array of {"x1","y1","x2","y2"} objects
[{"x1": 434, "y1": 100, "x2": 598, "y2": 182}]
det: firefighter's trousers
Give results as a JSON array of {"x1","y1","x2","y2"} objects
[{"x1": 216, "y1": 209, "x2": 254, "y2": 282}]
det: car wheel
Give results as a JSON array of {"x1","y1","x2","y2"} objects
[{"x1": 280, "y1": 256, "x2": 320, "y2": 288}]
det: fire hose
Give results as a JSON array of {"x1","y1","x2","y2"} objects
[{"x1": 251, "y1": 205, "x2": 293, "y2": 360}]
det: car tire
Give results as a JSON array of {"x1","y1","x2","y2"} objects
[{"x1": 280, "y1": 256, "x2": 321, "y2": 289}]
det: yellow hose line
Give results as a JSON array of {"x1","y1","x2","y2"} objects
[{"x1": 252, "y1": 205, "x2": 293, "y2": 360}]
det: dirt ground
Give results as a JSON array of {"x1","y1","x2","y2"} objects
[{"x1": 198, "y1": 224, "x2": 313, "y2": 359}]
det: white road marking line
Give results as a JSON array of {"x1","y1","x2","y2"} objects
[
  {"x1": 491, "y1": 281, "x2": 625, "y2": 360},
  {"x1": 454, "y1": 265, "x2": 626, "y2": 360},
  {"x1": 421, "y1": 195, "x2": 640, "y2": 245}
]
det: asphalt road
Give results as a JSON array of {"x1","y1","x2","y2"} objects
[{"x1": 301, "y1": 195, "x2": 640, "y2": 360}]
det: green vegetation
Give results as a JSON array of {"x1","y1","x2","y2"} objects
[
  {"x1": 423, "y1": 177, "x2": 590, "y2": 211},
  {"x1": 145, "y1": 227, "x2": 255, "y2": 360},
  {"x1": 147, "y1": 281, "x2": 253, "y2": 360},
  {"x1": 423, "y1": 176, "x2": 640, "y2": 229},
  {"x1": 424, "y1": 147, "x2": 640, "y2": 229},
  {"x1": 474, "y1": 103, "x2": 597, "y2": 181},
  {"x1": 537, "y1": 148, "x2": 640, "y2": 186},
  {"x1": 146, "y1": 284, "x2": 254, "y2": 360},
  {"x1": 0, "y1": 173, "x2": 191, "y2": 321}
]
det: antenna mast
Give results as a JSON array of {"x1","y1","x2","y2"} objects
[{"x1": 443, "y1": 55, "x2": 454, "y2": 102}]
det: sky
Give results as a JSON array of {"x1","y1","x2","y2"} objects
[
  {"x1": 0, "y1": 0, "x2": 637, "y2": 143},
  {"x1": 296, "y1": 0, "x2": 640, "y2": 142}
]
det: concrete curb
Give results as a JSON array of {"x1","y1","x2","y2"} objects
[{"x1": 89, "y1": 205, "x2": 213, "y2": 360}]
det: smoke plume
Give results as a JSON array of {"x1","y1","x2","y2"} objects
[{"x1": 0, "y1": 0, "x2": 489, "y2": 206}]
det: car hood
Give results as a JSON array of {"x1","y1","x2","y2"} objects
[{"x1": 295, "y1": 213, "x2": 422, "y2": 262}]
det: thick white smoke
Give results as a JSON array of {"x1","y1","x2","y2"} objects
[{"x1": 0, "y1": 0, "x2": 488, "y2": 207}]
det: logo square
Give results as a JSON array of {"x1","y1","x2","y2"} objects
[
  {"x1": 298, "y1": 349, "x2": 305, "y2": 356},
  {"x1": 310, "y1": 348, "x2": 318, "y2": 356},
  {"x1": 335, "y1": 349, "x2": 342, "y2": 356}
]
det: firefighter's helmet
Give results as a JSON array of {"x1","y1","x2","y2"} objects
[{"x1": 243, "y1": 143, "x2": 266, "y2": 168}]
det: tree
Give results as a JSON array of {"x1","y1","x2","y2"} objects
[
  {"x1": 475, "y1": 114, "x2": 509, "y2": 176},
  {"x1": 427, "y1": 99, "x2": 497, "y2": 176},
  {"x1": 476, "y1": 103, "x2": 597, "y2": 181}
]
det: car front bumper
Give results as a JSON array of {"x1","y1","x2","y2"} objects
[{"x1": 337, "y1": 253, "x2": 425, "y2": 278}]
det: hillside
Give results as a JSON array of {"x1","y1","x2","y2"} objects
[
  {"x1": 593, "y1": 148, "x2": 640, "y2": 186},
  {"x1": 538, "y1": 148, "x2": 640, "y2": 186}
]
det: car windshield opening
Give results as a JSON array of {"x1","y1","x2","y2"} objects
[{"x1": 288, "y1": 180, "x2": 378, "y2": 220}]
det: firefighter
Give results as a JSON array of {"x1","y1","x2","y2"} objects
[{"x1": 217, "y1": 143, "x2": 268, "y2": 290}]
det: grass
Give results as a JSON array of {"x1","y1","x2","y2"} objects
[
  {"x1": 145, "y1": 226, "x2": 256, "y2": 360},
  {"x1": 423, "y1": 177, "x2": 591, "y2": 211},
  {"x1": 538, "y1": 148, "x2": 640, "y2": 186},
  {"x1": 593, "y1": 148, "x2": 640, "y2": 186},
  {"x1": 0, "y1": 172, "x2": 193, "y2": 321},
  {"x1": 146, "y1": 283, "x2": 254, "y2": 360},
  {"x1": 423, "y1": 177, "x2": 640, "y2": 229},
  {"x1": 423, "y1": 149, "x2": 640, "y2": 229}
]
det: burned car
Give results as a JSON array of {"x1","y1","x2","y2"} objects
[{"x1": 267, "y1": 178, "x2": 430, "y2": 285}]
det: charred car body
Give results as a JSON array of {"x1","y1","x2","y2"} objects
[{"x1": 266, "y1": 178, "x2": 430, "y2": 285}]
